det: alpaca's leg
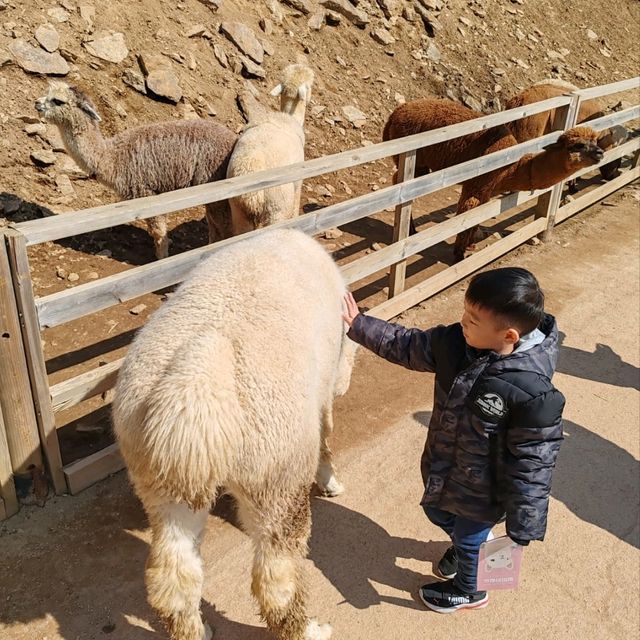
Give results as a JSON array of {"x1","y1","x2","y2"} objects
[
  {"x1": 145, "y1": 500, "x2": 211, "y2": 640},
  {"x1": 315, "y1": 404, "x2": 344, "y2": 497},
  {"x1": 240, "y1": 488, "x2": 331, "y2": 640},
  {"x1": 147, "y1": 215, "x2": 169, "y2": 260},
  {"x1": 453, "y1": 193, "x2": 483, "y2": 262},
  {"x1": 205, "y1": 201, "x2": 233, "y2": 243}
]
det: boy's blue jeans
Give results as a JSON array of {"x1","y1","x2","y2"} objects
[{"x1": 424, "y1": 505, "x2": 494, "y2": 593}]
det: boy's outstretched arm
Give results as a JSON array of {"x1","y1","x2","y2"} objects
[
  {"x1": 504, "y1": 388, "x2": 565, "y2": 545},
  {"x1": 343, "y1": 291, "x2": 438, "y2": 372}
]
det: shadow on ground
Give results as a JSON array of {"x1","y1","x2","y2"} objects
[{"x1": 557, "y1": 331, "x2": 640, "y2": 390}]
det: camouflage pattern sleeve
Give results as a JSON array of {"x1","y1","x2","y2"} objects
[{"x1": 347, "y1": 314, "x2": 438, "y2": 372}]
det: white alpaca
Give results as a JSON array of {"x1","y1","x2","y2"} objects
[
  {"x1": 112, "y1": 229, "x2": 356, "y2": 640},
  {"x1": 226, "y1": 64, "x2": 315, "y2": 234}
]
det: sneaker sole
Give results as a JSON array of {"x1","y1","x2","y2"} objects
[
  {"x1": 435, "y1": 567, "x2": 456, "y2": 580},
  {"x1": 418, "y1": 590, "x2": 489, "y2": 614}
]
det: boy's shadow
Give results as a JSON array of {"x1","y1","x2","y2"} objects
[
  {"x1": 556, "y1": 331, "x2": 639, "y2": 390},
  {"x1": 309, "y1": 497, "x2": 446, "y2": 610},
  {"x1": 553, "y1": 420, "x2": 640, "y2": 549}
]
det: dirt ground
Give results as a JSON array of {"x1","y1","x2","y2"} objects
[{"x1": 0, "y1": 184, "x2": 638, "y2": 640}]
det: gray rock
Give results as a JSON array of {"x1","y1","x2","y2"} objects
[
  {"x1": 220, "y1": 21, "x2": 264, "y2": 64},
  {"x1": 586, "y1": 28, "x2": 598, "y2": 40},
  {"x1": 265, "y1": 0, "x2": 284, "y2": 24},
  {"x1": 342, "y1": 105, "x2": 367, "y2": 127},
  {"x1": 417, "y1": 0, "x2": 443, "y2": 10},
  {"x1": 55, "y1": 174, "x2": 75, "y2": 195},
  {"x1": 9, "y1": 39, "x2": 69, "y2": 75},
  {"x1": 25, "y1": 122, "x2": 46, "y2": 136},
  {"x1": 186, "y1": 24, "x2": 208, "y2": 37},
  {"x1": 462, "y1": 94, "x2": 482, "y2": 112},
  {"x1": 129, "y1": 303, "x2": 147, "y2": 315},
  {"x1": 308, "y1": 10, "x2": 326, "y2": 30},
  {"x1": 199, "y1": 0, "x2": 222, "y2": 10},
  {"x1": 459, "y1": 16, "x2": 471, "y2": 26},
  {"x1": 319, "y1": 0, "x2": 369, "y2": 28},
  {"x1": 425, "y1": 42, "x2": 441, "y2": 61},
  {"x1": 31, "y1": 149, "x2": 56, "y2": 166},
  {"x1": 240, "y1": 55, "x2": 266, "y2": 78},
  {"x1": 146, "y1": 69, "x2": 183, "y2": 103},
  {"x1": 47, "y1": 7, "x2": 70, "y2": 22},
  {"x1": 123, "y1": 68, "x2": 146, "y2": 93},
  {"x1": 414, "y1": 5, "x2": 443, "y2": 34},
  {"x1": 84, "y1": 31, "x2": 128, "y2": 63},
  {"x1": 35, "y1": 23, "x2": 60, "y2": 53},
  {"x1": 325, "y1": 9, "x2": 342, "y2": 24},
  {"x1": 402, "y1": 5, "x2": 417, "y2": 21},
  {"x1": 213, "y1": 43, "x2": 228, "y2": 68},
  {"x1": 79, "y1": 4, "x2": 95, "y2": 31},
  {"x1": 324, "y1": 227, "x2": 343, "y2": 239},
  {"x1": 1, "y1": 49, "x2": 10, "y2": 67},
  {"x1": 371, "y1": 28, "x2": 395, "y2": 45},
  {"x1": 282, "y1": 0, "x2": 313, "y2": 14},
  {"x1": 376, "y1": 0, "x2": 401, "y2": 19}
]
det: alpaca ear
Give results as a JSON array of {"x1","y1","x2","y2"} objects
[
  {"x1": 270, "y1": 83, "x2": 283, "y2": 97},
  {"x1": 80, "y1": 100, "x2": 102, "y2": 122},
  {"x1": 297, "y1": 84, "x2": 307, "y2": 102}
]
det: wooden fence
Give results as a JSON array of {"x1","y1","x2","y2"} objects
[{"x1": 0, "y1": 76, "x2": 638, "y2": 516}]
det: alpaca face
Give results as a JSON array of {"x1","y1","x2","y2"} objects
[
  {"x1": 35, "y1": 83, "x2": 101, "y2": 126},
  {"x1": 545, "y1": 126, "x2": 604, "y2": 169}
]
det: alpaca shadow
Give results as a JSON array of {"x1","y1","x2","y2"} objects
[
  {"x1": 556, "y1": 331, "x2": 640, "y2": 390},
  {"x1": 553, "y1": 420, "x2": 640, "y2": 549},
  {"x1": 309, "y1": 498, "x2": 446, "y2": 611},
  {"x1": 0, "y1": 192, "x2": 56, "y2": 223}
]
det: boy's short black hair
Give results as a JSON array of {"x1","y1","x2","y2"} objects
[{"x1": 465, "y1": 267, "x2": 545, "y2": 334}]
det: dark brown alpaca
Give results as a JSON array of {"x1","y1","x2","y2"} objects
[{"x1": 382, "y1": 99, "x2": 603, "y2": 260}]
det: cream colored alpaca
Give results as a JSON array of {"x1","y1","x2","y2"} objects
[
  {"x1": 35, "y1": 83, "x2": 237, "y2": 259},
  {"x1": 226, "y1": 64, "x2": 315, "y2": 234},
  {"x1": 112, "y1": 229, "x2": 356, "y2": 640}
]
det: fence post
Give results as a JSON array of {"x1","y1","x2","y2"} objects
[
  {"x1": 0, "y1": 231, "x2": 44, "y2": 503},
  {"x1": 388, "y1": 149, "x2": 417, "y2": 298},
  {"x1": 4, "y1": 230, "x2": 66, "y2": 494},
  {"x1": 0, "y1": 402, "x2": 19, "y2": 519},
  {"x1": 535, "y1": 93, "x2": 582, "y2": 241}
]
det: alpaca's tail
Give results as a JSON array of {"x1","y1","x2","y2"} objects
[{"x1": 120, "y1": 334, "x2": 241, "y2": 510}]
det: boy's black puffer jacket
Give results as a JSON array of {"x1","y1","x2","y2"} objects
[{"x1": 347, "y1": 313, "x2": 565, "y2": 543}]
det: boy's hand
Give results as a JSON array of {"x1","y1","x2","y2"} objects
[{"x1": 342, "y1": 291, "x2": 360, "y2": 327}]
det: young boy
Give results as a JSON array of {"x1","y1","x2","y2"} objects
[{"x1": 343, "y1": 267, "x2": 565, "y2": 613}]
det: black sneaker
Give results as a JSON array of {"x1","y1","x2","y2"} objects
[
  {"x1": 436, "y1": 545, "x2": 458, "y2": 579},
  {"x1": 418, "y1": 579, "x2": 488, "y2": 613}
]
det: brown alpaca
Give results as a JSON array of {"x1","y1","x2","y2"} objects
[
  {"x1": 35, "y1": 83, "x2": 238, "y2": 259},
  {"x1": 505, "y1": 81, "x2": 627, "y2": 184},
  {"x1": 382, "y1": 99, "x2": 603, "y2": 260}
]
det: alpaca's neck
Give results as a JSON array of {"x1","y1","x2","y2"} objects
[
  {"x1": 58, "y1": 119, "x2": 110, "y2": 180},
  {"x1": 499, "y1": 151, "x2": 572, "y2": 192},
  {"x1": 281, "y1": 97, "x2": 307, "y2": 126}
]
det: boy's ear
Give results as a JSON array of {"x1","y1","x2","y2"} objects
[{"x1": 505, "y1": 328, "x2": 520, "y2": 345}]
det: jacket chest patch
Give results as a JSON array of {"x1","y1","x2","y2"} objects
[{"x1": 474, "y1": 392, "x2": 507, "y2": 419}]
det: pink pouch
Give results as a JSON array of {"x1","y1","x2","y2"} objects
[{"x1": 476, "y1": 535, "x2": 524, "y2": 591}]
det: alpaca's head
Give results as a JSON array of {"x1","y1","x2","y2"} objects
[
  {"x1": 543, "y1": 126, "x2": 603, "y2": 169},
  {"x1": 35, "y1": 83, "x2": 101, "y2": 128},
  {"x1": 270, "y1": 64, "x2": 315, "y2": 123}
]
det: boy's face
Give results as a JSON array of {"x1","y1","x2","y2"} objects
[{"x1": 461, "y1": 301, "x2": 520, "y2": 355}]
